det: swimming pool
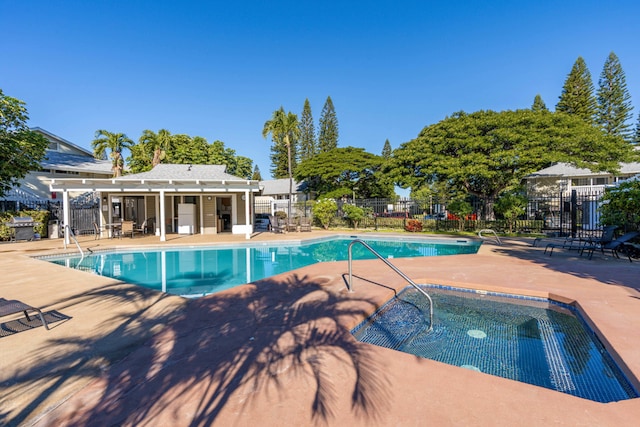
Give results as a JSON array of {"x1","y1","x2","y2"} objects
[
  {"x1": 351, "y1": 285, "x2": 639, "y2": 403},
  {"x1": 45, "y1": 235, "x2": 481, "y2": 297}
]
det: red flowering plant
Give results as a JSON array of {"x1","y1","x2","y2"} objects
[{"x1": 405, "y1": 219, "x2": 423, "y2": 232}]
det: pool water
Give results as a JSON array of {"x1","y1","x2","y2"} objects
[
  {"x1": 46, "y1": 236, "x2": 480, "y2": 297},
  {"x1": 351, "y1": 286, "x2": 638, "y2": 403}
]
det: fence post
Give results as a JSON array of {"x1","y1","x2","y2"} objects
[{"x1": 571, "y1": 190, "x2": 578, "y2": 238}]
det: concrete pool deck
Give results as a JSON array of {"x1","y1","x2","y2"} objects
[{"x1": 1, "y1": 231, "x2": 640, "y2": 426}]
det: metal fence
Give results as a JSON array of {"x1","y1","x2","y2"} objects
[
  {"x1": 2, "y1": 188, "x2": 608, "y2": 238},
  {"x1": 267, "y1": 190, "x2": 607, "y2": 236}
]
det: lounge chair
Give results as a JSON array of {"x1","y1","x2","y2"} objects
[
  {"x1": 583, "y1": 231, "x2": 640, "y2": 261},
  {"x1": 0, "y1": 298, "x2": 49, "y2": 330},
  {"x1": 545, "y1": 226, "x2": 617, "y2": 256}
]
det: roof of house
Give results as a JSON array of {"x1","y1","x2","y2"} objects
[
  {"x1": 50, "y1": 164, "x2": 261, "y2": 194},
  {"x1": 42, "y1": 150, "x2": 113, "y2": 174},
  {"x1": 119, "y1": 164, "x2": 245, "y2": 181},
  {"x1": 527, "y1": 162, "x2": 640, "y2": 178},
  {"x1": 259, "y1": 178, "x2": 307, "y2": 195},
  {"x1": 32, "y1": 127, "x2": 94, "y2": 157}
]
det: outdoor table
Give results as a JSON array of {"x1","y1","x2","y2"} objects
[{"x1": 104, "y1": 223, "x2": 122, "y2": 238}]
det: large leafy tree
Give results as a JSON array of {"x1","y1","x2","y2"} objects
[
  {"x1": 387, "y1": 109, "x2": 635, "y2": 219},
  {"x1": 318, "y1": 96, "x2": 339, "y2": 152},
  {"x1": 92, "y1": 130, "x2": 134, "y2": 177},
  {"x1": 232, "y1": 156, "x2": 253, "y2": 179},
  {"x1": 556, "y1": 57, "x2": 597, "y2": 125},
  {"x1": 0, "y1": 89, "x2": 48, "y2": 198},
  {"x1": 596, "y1": 51, "x2": 634, "y2": 140},
  {"x1": 295, "y1": 146, "x2": 393, "y2": 199},
  {"x1": 128, "y1": 133, "x2": 252, "y2": 176},
  {"x1": 263, "y1": 107, "x2": 300, "y2": 215},
  {"x1": 298, "y1": 98, "x2": 317, "y2": 162}
]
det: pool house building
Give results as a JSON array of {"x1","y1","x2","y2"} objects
[{"x1": 49, "y1": 164, "x2": 262, "y2": 243}]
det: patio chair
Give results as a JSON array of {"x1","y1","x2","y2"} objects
[
  {"x1": 287, "y1": 217, "x2": 299, "y2": 232},
  {"x1": 92, "y1": 222, "x2": 105, "y2": 240},
  {"x1": 583, "y1": 231, "x2": 640, "y2": 261},
  {"x1": 299, "y1": 217, "x2": 312, "y2": 232},
  {"x1": 0, "y1": 297, "x2": 49, "y2": 330},
  {"x1": 120, "y1": 220, "x2": 135, "y2": 238},
  {"x1": 134, "y1": 219, "x2": 150, "y2": 235},
  {"x1": 269, "y1": 216, "x2": 285, "y2": 233}
]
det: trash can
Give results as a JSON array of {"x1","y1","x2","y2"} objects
[{"x1": 48, "y1": 220, "x2": 60, "y2": 239}]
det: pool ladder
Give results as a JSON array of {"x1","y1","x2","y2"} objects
[{"x1": 347, "y1": 239, "x2": 434, "y2": 333}]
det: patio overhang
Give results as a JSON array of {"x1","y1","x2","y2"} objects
[{"x1": 49, "y1": 177, "x2": 262, "y2": 243}]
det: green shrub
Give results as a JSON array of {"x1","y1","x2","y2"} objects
[
  {"x1": 313, "y1": 199, "x2": 338, "y2": 229},
  {"x1": 342, "y1": 204, "x2": 365, "y2": 229}
]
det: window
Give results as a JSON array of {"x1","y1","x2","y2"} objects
[{"x1": 594, "y1": 177, "x2": 608, "y2": 185}]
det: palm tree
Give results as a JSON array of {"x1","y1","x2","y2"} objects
[
  {"x1": 263, "y1": 107, "x2": 300, "y2": 217},
  {"x1": 92, "y1": 130, "x2": 134, "y2": 177},
  {"x1": 139, "y1": 129, "x2": 173, "y2": 167}
]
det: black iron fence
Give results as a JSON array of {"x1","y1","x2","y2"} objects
[
  {"x1": 265, "y1": 190, "x2": 607, "y2": 236},
  {"x1": 2, "y1": 188, "x2": 607, "y2": 239}
]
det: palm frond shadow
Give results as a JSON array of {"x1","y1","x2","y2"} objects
[{"x1": 7, "y1": 274, "x2": 393, "y2": 426}]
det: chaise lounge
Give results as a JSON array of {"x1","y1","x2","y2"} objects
[
  {"x1": 0, "y1": 298, "x2": 49, "y2": 330},
  {"x1": 582, "y1": 231, "x2": 640, "y2": 261}
]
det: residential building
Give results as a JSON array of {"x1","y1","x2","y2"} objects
[{"x1": 1, "y1": 127, "x2": 112, "y2": 210}]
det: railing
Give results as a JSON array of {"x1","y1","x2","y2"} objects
[
  {"x1": 63, "y1": 224, "x2": 84, "y2": 259},
  {"x1": 478, "y1": 229, "x2": 502, "y2": 245},
  {"x1": 347, "y1": 239, "x2": 433, "y2": 333}
]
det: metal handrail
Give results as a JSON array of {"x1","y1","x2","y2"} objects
[
  {"x1": 348, "y1": 239, "x2": 433, "y2": 333},
  {"x1": 478, "y1": 229, "x2": 502, "y2": 245},
  {"x1": 63, "y1": 224, "x2": 84, "y2": 259}
]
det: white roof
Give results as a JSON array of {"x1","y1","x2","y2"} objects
[
  {"x1": 42, "y1": 150, "x2": 113, "y2": 175},
  {"x1": 527, "y1": 162, "x2": 640, "y2": 178},
  {"x1": 259, "y1": 178, "x2": 306, "y2": 195},
  {"x1": 50, "y1": 164, "x2": 261, "y2": 193},
  {"x1": 121, "y1": 164, "x2": 240, "y2": 181}
]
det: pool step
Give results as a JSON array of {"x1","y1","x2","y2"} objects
[{"x1": 538, "y1": 318, "x2": 576, "y2": 392}]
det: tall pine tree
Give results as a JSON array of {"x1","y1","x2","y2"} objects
[
  {"x1": 596, "y1": 51, "x2": 634, "y2": 140},
  {"x1": 251, "y1": 164, "x2": 263, "y2": 181},
  {"x1": 531, "y1": 94, "x2": 548, "y2": 112},
  {"x1": 556, "y1": 57, "x2": 597, "y2": 125},
  {"x1": 381, "y1": 139, "x2": 392, "y2": 158},
  {"x1": 318, "y1": 96, "x2": 339, "y2": 152},
  {"x1": 298, "y1": 98, "x2": 317, "y2": 162}
]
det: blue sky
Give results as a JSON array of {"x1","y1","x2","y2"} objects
[{"x1": 2, "y1": 1, "x2": 640, "y2": 187}]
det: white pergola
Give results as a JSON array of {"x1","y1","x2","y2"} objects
[{"x1": 50, "y1": 171, "x2": 262, "y2": 243}]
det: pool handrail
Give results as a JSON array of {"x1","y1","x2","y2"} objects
[
  {"x1": 347, "y1": 239, "x2": 433, "y2": 333},
  {"x1": 63, "y1": 224, "x2": 84, "y2": 261},
  {"x1": 478, "y1": 229, "x2": 502, "y2": 245}
]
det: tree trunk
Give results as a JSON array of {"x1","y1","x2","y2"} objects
[{"x1": 286, "y1": 136, "x2": 293, "y2": 218}]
